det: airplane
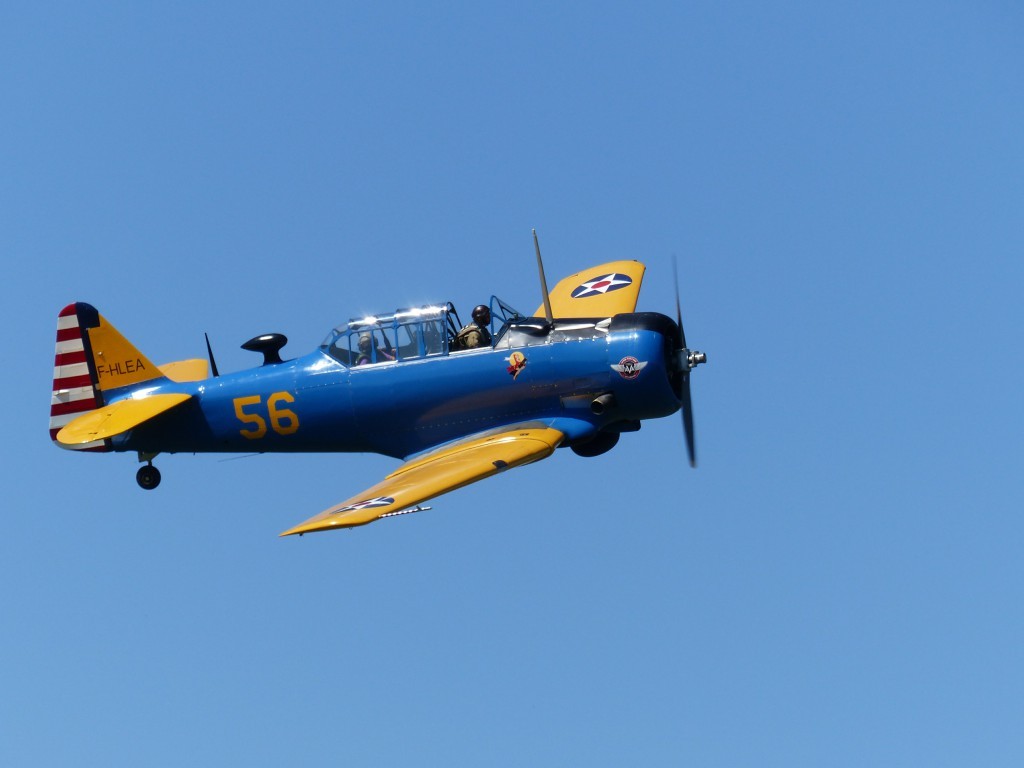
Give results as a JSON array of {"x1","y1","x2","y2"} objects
[{"x1": 49, "y1": 248, "x2": 707, "y2": 537}]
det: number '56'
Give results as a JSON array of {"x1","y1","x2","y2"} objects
[{"x1": 233, "y1": 392, "x2": 299, "y2": 439}]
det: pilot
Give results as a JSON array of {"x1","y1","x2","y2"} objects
[
  {"x1": 454, "y1": 305, "x2": 492, "y2": 350},
  {"x1": 355, "y1": 333, "x2": 394, "y2": 365}
]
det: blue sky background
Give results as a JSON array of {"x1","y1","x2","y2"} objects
[{"x1": 3, "y1": 2, "x2": 1023, "y2": 765}]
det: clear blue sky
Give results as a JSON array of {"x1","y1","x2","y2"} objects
[{"x1": 4, "y1": 2, "x2": 1022, "y2": 765}]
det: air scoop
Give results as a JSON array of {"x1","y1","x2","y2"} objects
[{"x1": 242, "y1": 333, "x2": 288, "y2": 365}]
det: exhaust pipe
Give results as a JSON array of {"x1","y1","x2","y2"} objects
[{"x1": 591, "y1": 393, "x2": 616, "y2": 415}]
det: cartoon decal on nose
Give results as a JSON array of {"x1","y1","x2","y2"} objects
[{"x1": 505, "y1": 351, "x2": 527, "y2": 379}]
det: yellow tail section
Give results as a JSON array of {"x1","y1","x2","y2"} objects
[
  {"x1": 56, "y1": 393, "x2": 192, "y2": 445},
  {"x1": 86, "y1": 312, "x2": 163, "y2": 391},
  {"x1": 50, "y1": 303, "x2": 201, "y2": 450}
]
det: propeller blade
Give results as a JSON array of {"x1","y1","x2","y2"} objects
[
  {"x1": 671, "y1": 256, "x2": 703, "y2": 467},
  {"x1": 680, "y1": 372, "x2": 696, "y2": 468},
  {"x1": 672, "y1": 255, "x2": 687, "y2": 349}
]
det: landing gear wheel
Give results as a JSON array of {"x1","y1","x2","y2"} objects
[{"x1": 137, "y1": 464, "x2": 161, "y2": 490}]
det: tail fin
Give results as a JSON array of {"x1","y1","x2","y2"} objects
[{"x1": 49, "y1": 303, "x2": 162, "y2": 450}]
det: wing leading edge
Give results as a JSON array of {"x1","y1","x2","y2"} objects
[{"x1": 280, "y1": 425, "x2": 565, "y2": 536}]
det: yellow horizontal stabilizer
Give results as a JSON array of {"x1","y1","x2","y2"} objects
[
  {"x1": 535, "y1": 260, "x2": 646, "y2": 318},
  {"x1": 281, "y1": 425, "x2": 565, "y2": 536},
  {"x1": 56, "y1": 393, "x2": 192, "y2": 445},
  {"x1": 158, "y1": 359, "x2": 209, "y2": 383}
]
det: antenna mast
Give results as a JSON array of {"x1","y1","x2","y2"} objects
[{"x1": 533, "y1": 229, "x2": 554, "y2": 323}]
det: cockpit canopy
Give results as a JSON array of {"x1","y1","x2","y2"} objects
[{"x1": 320, "y1": 298, "x2": 524, "y2": 367}]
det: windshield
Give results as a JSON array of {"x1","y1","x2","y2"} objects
[
  {"x1": 321, "y1": 304, "x2": 460, "y2": 366},
  {"x1": 487, "y1": 295, "x2": 526, "y2": 344},
  {"x1": 319, "y1": 298, "x2": 526, "y2": 365}
]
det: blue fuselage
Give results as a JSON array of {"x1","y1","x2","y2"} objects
[{"x1": 113, "y1": 314, "x2": 681, "y2": 460}]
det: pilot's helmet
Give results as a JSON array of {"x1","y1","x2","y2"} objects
[
  {"x1": 358, "y1": 333, "x2": 375, "y2": 352},
  {"x1": 472, "y1": 305, "x2": 490, "y2": 324}
]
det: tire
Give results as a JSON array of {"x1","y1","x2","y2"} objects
[{"x1": 136, "y1": 465, "x2": 161, "y2": 490}]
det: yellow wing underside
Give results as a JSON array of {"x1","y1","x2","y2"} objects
[
  {"x1": 535, "y1": 260, "x2": 646, "y2": 318},
  {"x1": 281, "y1": 425, "x2": 565, "y2": 536}
]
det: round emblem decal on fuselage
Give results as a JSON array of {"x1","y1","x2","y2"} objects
[{"x1": 611, "y1": 356, "x2": 647, "y2": 380}]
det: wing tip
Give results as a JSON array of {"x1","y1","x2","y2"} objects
[
  {"x1": 279, "y1": 523, "x2": 319, "y2": 537},
  {"x1": 279, "y1": 518, "x2": 352, "y2": 537}
]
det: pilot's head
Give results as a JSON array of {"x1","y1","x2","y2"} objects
[
  {"x1": 358, "y1": 333, "x2": 375, "y2": 353},
  {"x1": 472, "y1": 305, "x2": 490, "y2": 326}
]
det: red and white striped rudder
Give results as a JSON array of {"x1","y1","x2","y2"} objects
[{"x1": 49, "y1": 303, "x2": 110, "y2": 451}]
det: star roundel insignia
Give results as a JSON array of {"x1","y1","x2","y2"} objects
[
  {"x1": 570, "y1": 273, "x2": 633, "y2": 299},
  {"x1": 334, "y1": 496, "x2": 395, "y2": 514}
]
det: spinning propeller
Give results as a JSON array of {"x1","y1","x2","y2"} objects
[{"x1": 671, "y1": 259, "x2": 707, "y2": 467}]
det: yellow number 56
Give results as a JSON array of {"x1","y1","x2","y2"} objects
[{"x1": 234, "y1": 392, "x2": 299, "y2": 439}]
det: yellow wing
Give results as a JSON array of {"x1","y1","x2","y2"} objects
[
  {"x1": 535, "y1": 260, "x2": 646, "y2": 318},
  {"x1": 56, "y1": 393, "x2": 192, "y2": 445},
  {"x1": 280, "y1": 425, "x2": 565, "y2": 536}
]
